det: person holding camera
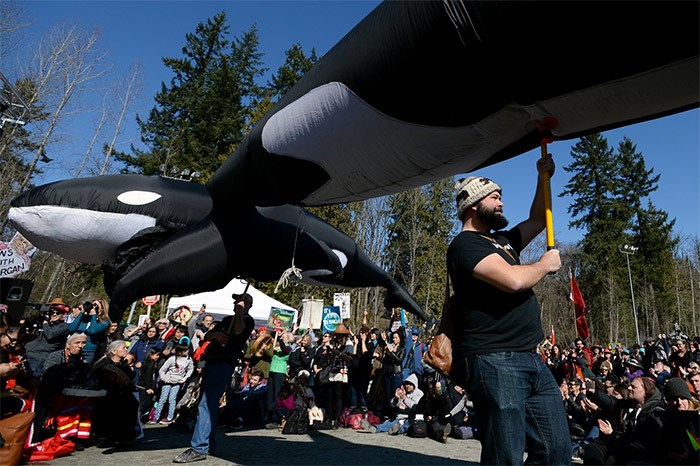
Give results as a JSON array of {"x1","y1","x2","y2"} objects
[
  {"x1": 68, "y1": 299, "x2": 111, "y2": 364},
  {"x1": 24, "y1": 297, "x2": 71, "y2": 378}
]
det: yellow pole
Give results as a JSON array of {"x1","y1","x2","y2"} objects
[{"x1": 535, "y1": 116, "x2": 559, "y2": 251}]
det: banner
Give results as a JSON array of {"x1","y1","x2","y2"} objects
[
  {"x1": 300, "y1": 299, "x2": 324, "y2": 330},
  {"x1": 322, "y1": 306, "x2": 342, "y2": 334},
  {"x1": 570, "y1": 271, "x2": 590, "y2": 340},
  {"x1": 0, "y1": 232, "x2": 36, "y2": 278},
  {"x1": 333, "y1": 292, "x2": 351, "y2": 319},
  {"x1": 268, "y1": 307, "x2": 296, "y2": 331}
]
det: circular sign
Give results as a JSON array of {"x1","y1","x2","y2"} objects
[{"x1": 141, "y1": 295, "x2": 160, "y2": 306}]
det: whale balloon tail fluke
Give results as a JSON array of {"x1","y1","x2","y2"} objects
[{"x1": 384, "y1": 283, "x2": 425, "y2": 321}]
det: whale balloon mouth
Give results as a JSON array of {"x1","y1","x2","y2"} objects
[{"x1": 8, "y1": 205, "x2": 156, "y2": 264}]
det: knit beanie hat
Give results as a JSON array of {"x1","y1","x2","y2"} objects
[
  {"x1": 664, "y1": 377, "x2": 692, "y2": 400},
  {"x1": 455, "y1": 176, "x2": 501, "y2": 218}
]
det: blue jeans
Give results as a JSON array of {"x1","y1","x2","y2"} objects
[
  {"x1": 465, "y1": 351, "x2": 570, "y2": 465},
  {"x1": 375, "y1": 418, "x2": 408, "y2": 434},
  {"x1": 190, "y1": 362, "x2": 235, "y2": 455}
]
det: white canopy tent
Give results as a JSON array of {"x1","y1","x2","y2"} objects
[{"x1": 167, "y1": 278, "x2": 297, "y2": 327}]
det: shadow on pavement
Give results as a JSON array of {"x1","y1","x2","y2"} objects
[{"x1": 92, "y1": 424, "x2": 480, "y2": 465}]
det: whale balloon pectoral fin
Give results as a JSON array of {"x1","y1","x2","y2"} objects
[
  {"x1": 384, "y1": 283, "x2": 426, "y2": 321},
  {"x1": 102, "y1": 222, "x2": 187, "y2": 296},
  {"x1": 107, "y1": 218, "x2": 230, "y2": 323},
  {"x1": 295, "y1": 232, "x2": 344, "y2": 280}
]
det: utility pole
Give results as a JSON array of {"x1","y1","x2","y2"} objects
[{"x1": 619, "y1": 244, "x2": 640, "y2": 345}]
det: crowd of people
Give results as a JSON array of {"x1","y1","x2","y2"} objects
[{"x1": 1, "y1": 295, "x2": 698, "y2": 464}]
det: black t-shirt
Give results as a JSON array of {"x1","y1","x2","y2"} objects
[
  {"x1": 204, "y1": 314, "x2": 255, "y2": 363},
  {"x1": 446, "y1": 228, "x2": 544, "y2": 356}
]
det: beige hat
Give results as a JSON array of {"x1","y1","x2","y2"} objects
[
  {"x1": 455, "y1": 176, "x2": 501, "y2": 218},
  {"x1": 333, "y1": 322, "x2": 351, "y2": 335}
]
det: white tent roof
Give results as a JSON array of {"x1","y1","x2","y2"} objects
[{"x1": 167, "y1": 278, "x2": 297, "y2": 326}]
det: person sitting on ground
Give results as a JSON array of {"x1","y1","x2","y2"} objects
[
  {"x1": 90, "y1": 340, "x2": 142, "y2": 448},
  {"x1": 32, "y1": 333, "x2": 94, "y2": 448},
  {"x1": 657, "y1": 377, "x2": 700, "y2": 465},
  {"x1": 221, "y1": 369, "x2": 268, "y2": 429},
  {"x1": 582, "y1": 376, "x2": 665, "y2": 465},
  {"x1": 688, "y1": 370, "x2": 700, "y2": 402},
  {"x1": 266, "y1": 382, "x2": 295, "y2": 428},
  {"x1": 416, "y1": 374, "x2": 460, "y2": 443},
  {"x1": 361, "y1": 373, "x2": 423, "y2": 435}
]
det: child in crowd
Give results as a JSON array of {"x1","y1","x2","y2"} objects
[
  {"x1": 138, "y1": 347, "x2": 162, "y2": 422},
  {"x1": 152, "y1": 344, "x2": 194, "y2": 424},
  {"x1": 267, "y1": 383, "x2": 295, "y2": 428}
]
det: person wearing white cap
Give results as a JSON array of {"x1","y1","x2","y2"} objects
[{"x1": 446, "y1": 154, "x2": 569, "y2": 465}]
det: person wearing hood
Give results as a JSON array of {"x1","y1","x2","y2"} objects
[
  {"x1": 360, "y1": 373, "x2": 423, "y2": 435},
  {"x1": 582, "y1": 376, "x2": 665, "y2": 464}
]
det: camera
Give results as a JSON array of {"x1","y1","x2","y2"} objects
[{"x1": 82, "y1": 301, "x2": 93, "y2": 313}]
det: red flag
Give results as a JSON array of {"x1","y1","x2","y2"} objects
[
  {"x1": 570, "y1": 271, "x2": 590, "y2": 340},
  {"x1": 550, "y1": 324, "x2": 556, "y2": 345}
]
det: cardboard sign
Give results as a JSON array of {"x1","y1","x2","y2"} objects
[
  {"x1": 300, "y1": 298, "x2": 324, "y2": 330},
  {"x1": 333, "y1": 292, "x2": 351, "y2": 319},
  {"x1": 268, "y1": 307, "x2": 296, "y2": 331},
  {"x1": 0, "y1": 233, "x2": 36, "y2": 278},
  {"x1": 322, "y1": 306, "x2": 342, "y2": 334}
]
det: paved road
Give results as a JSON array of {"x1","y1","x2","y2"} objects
[{"x1": 46, "y1": 423, "x2": 482, "y2": 465}]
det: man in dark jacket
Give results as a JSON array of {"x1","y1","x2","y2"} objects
[
  {"x1": 173, "y1": 292, "x2": 255, "y2": 464},
  {"x1": 24, "y1": 298, "x2": 70, "y2": 378}
]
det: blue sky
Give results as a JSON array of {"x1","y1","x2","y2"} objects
[{"x1": 12, "y1": 1, "x2": 700, "y2": 248}]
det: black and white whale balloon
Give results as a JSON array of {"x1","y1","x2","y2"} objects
[
  {"x1": 9, "y1": 175, "x2": 424, "y2": 320},
  {"x1": 8, "y1": 1, "x2": 699, "y2": 322}
]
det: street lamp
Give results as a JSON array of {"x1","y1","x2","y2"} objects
[{"x1": 619, "y1": 244, "x2": 640, "y2": 345}]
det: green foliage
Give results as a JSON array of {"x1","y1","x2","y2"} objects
[
  {"x1": 267, "y1": 43, "x2": 318, "y2": 100},
  {"x1": 386, "y1": 179, "x2": 457, "y2": 323},
  {"x1": 559, "y1": 133, "x2": 682, "y2": 342},
  {"x1": 113, "y1": 12, "x2": 266, "y2": 180}
]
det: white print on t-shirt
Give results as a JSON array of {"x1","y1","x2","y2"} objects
[{"x1": 490, "y1": 241, "x2": 515, "y2": 255}]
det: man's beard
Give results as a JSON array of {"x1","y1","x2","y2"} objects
[{"x1": 476, "y1": 204, "x2": 509, "y2": 231}]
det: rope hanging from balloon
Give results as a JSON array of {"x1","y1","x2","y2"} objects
[{"x1": 275, "y1": 211, "x2": 306, "y2": 293}]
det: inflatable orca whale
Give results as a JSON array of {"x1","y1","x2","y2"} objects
[
  {"x1": 9, "y1": 175, "x2": 424, "y2": 321},
  {"x1": 8, "y1": 1, "x2": 698, "y2": 323}
]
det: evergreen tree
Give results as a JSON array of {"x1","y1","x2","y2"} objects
[
  {"x1": 616, "y1": 137, "x2": 677, "y2": 334},
  {"x1": 385, "y1": 179, "x2": 456, "y2": 326},
  {"x1": 114, "y1": 12, "x2": 266, "y2": 179},
  {"x1": 560, "y1": 134, "x2": 629, "y2": 339},
  {"x1": 267, "y1": 43, "x2": 318, "y2": 100}
]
